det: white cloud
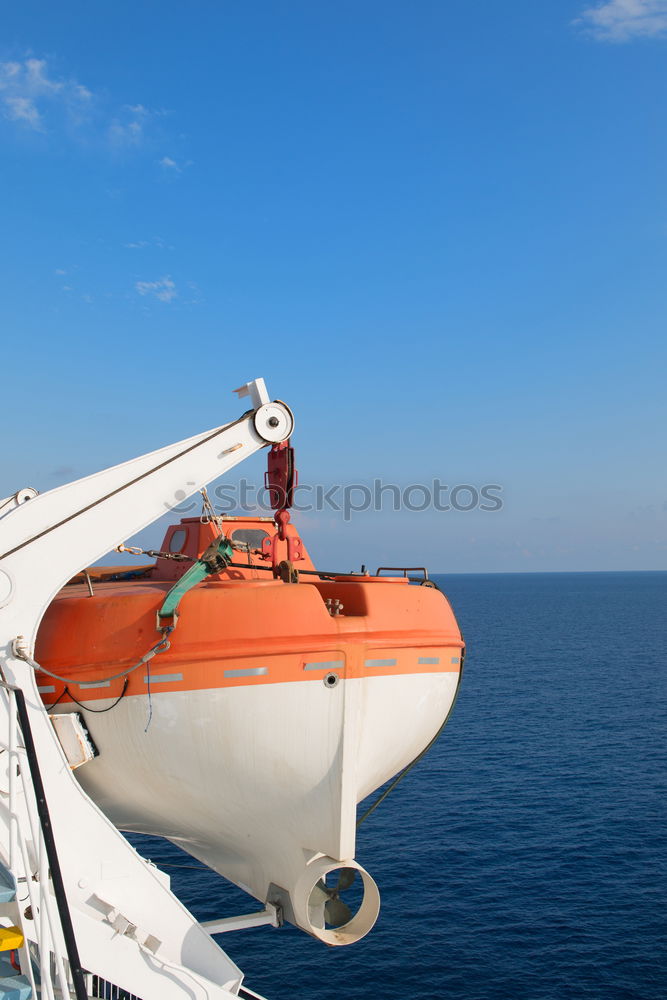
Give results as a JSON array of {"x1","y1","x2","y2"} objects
[
  {"x1": 159, "y1": 155, "x2": 181, "y2": 172},
  {"x1": 4, "y1": 96, "x2": 41, "y2": 127},
  {"x1": 0, "y1": 57, "x2": 91, "y2": 131},
  {"x1": 0, "y1": 55, "x2": 173, "y2": 156},
  {"x1": 108, "y1": 117, "x2": 143, "y2": 147},
  {"x1": 159, "y1": 155, "x2": 193, "y2": 175},
  {"x1": 24, "y1": 58, "x2": 63, "y2": 95},
  {"x1": 108, "y1": 104, "x2": 169, "y2": 149},
  {"x1": 135, "y1": 276, "x2": 177, "y2": 303},
  {"x1": 574, "y1": 0, "x2": 667, "y2": 41}
]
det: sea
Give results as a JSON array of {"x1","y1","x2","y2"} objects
[{"x1": 127, "y1": 571, "x2": 667, "y2": 1000}]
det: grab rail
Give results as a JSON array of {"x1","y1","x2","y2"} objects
[{"x1": 375, "y1": 566, "x2": 429, "y2": 582}]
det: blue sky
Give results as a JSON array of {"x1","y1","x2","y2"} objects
[{"x1": 1, "y1": 0, "x2": 666, "y2": 572}]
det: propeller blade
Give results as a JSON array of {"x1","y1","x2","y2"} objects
[
  {"x1": 308, "y1": 879, "x2": 331, "y2": 909},
  {"x1": 336, "y1": 867, "x2": 357, "y2": 891},
  {"x1": 325, "y1": 897, "x2": 353, "y2": 928}
]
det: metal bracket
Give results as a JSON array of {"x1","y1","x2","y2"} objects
[
  {"x1": 233, "y1": 379, "x2": 270, "y2": 409},
  {"x1": 201, "y1": 903, "x2": 283, "y2": 935}
]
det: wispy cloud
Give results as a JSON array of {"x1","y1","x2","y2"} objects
[
  {"x1": 0, "y1": 55, "x2": 176, "y2": 159},
  {"x1": 135, "y1": 276, "x2": 177, "y2": 303},
  {"x1": 107, "y1": 103, "x2": 166, "y2": 148},
  {"x1": 158, "y1": 155, "x2": 193, "y2": 176},
  {"x1": 5, "y1": 95, "x2": 41, "y2": 127},
  {"x1": 0, "y1": 57, "x2": 92, "y2": 131},
  {"x1": 159, "y1": 155, "x2": 181, "y2": 172},
  {"x1": 124, "y1": 236, "x2": 174, "y2": 250},
  {"x1": 185, "y1": 280, "x2": 203, "y2": 305},
  {"x1": 574, "y1": 0, "x2": 667, "y2": 41}
]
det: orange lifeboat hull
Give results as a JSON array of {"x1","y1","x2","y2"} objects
[{"x1": 35, "y1": 517, "x2": 464, "y2": 933}]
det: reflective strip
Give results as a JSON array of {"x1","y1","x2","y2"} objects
[
  {"x1": 78, "y1": 680, "x2": 111, "y2": 689},
  {"x1": 418, "y1": 657, "x2": 440, "y2": 665},
  {"x1": 224, "y1": 667, "x2": 268, "y2": 679},
  {"x1": 38, "y1": 685, "x2": 55, "y2": 694},
  {"x1": 451, "y1": 656, "x2": 461, "y2": 664},
  {"x1": 143, "y1": 673, "x2": 184, "y2": 684},
  {"x1": 304, "y1": 660, "x2": 344, "y2": 671},
  {"x1": 364, "y1": 658, "x2": 397, "y2": 668}
]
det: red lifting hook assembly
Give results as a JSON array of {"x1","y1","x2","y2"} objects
[{"x1": 262, "y1": 440, "x2": 303, "y2": 573}]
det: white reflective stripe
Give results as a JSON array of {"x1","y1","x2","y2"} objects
[
  {"x1": 451, "y1": 656, "x2": 461, "y2": 664},
  {"x1": 303, "y1": 660, "x2": 344, "y2": 671},
  {"x1": 418, "y1": 657, "x2": 440, "y2": 665},
  {"x1": 143, "y1": 673, "x2": 184, "y2": 684},
  {"x1": 78, "y1": 680, "x2": 111, "y2": 689},
  {"x1": 38, "y1": 685, "x2": 55, "y2": 694},
  {"x1": 224, "y1": 667, "x2": 268, "y2": 679},
  {"x1": 364, "y1": 658, "x2": 397, "y2": 667}
]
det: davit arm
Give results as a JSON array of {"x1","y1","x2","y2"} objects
[
  {"x1": 0, "y1": 378, "x2": 293, "y2": 650},
  {"x1": 0, "y1": 378, "x2": 298, "y2": 998}
]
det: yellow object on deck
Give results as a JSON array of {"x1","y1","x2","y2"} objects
[{"x1": 0, "y1": 925, "x2": 24, "y2": 950}]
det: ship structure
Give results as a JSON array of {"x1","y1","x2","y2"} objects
[{"x1": 0, "y1": 378, "x2": 464, "y2": 999}]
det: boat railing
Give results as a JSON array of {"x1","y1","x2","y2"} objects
[
  {"x1": 83, "y1": 969, "x2": 142, "y2": 999},
  {"x1": 3, "y1": 680, "x2": 155, "y2": 1000},
  {"x1": 26, "y1": 946, "x2": 145, "y2": 1000},
  {"x1": 375, "y1": 565, "x2": 430, "y2": 582},
  {"x1": 1, "y1": 679, "x2": 87, "y2": 999}
]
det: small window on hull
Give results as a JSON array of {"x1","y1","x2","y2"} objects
[
  {"x1": 169, "y1": 528, "x2": 188, "y2": 553},
  {"x1": 231, "y1": 528, "x2": 270, "y2": 550}
]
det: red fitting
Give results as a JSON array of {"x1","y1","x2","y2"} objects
[
  {"x1": 275, "y1": 508, "x2": 291, "y2": 541},
  {"x1": 265, "y1": 440, "x2": 297, "y2": 510}
]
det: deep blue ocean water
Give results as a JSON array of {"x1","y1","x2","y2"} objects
[{"x1": 129, "y1": 572, "x2": 667, "y2": 999}]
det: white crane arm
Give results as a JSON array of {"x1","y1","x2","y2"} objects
[{"x1": 0, "y1": 378, "x2": 293, "y2": 652}]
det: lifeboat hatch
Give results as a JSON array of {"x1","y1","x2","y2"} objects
[{"x1": 50, "y1": 712, "x2": 99, "y2": 770}]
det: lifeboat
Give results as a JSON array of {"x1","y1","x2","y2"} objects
[{"x1": 34, "y1": 442, "x2": 464, "y2": 946}]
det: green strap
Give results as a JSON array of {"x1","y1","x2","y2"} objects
[{"x1": 157, "y1": 536, "x2": 233, "y2": 624}]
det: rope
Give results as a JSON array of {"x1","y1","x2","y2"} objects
[
  {"x1": 356, "y1": 641, "x2": 466, "y2": 828},
  {"x1": 0, "y1": 411, "x2": 251, "y2": 561},
  {"x1": 199, "y1": 487, "x2": 225, "y2": 537},
  {"x1": 116, "y1": 538, "x2": 348, "y2": 580},
  {"x1": 144, "y1": 662, "x2": 153, "y2": 732},
  {"x1": 116, "y1": 544, "x2": 192, "y2": 562},
  {"x1": 46, "y1": 686, "x2": 69, "y2": 709},
  {"x1": 0, "y1": 496, "x2": 17, "y2": 515},
  {"x1": 49, "y1": 678, "x2": 130, "y2": 714},
  {"x1": 14, "y1": 628, "x2": 174, "y2": 687}
]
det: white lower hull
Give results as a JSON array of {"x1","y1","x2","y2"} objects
[{"x1": 66, "y1": 669, "x2": 459, "y2": 911}]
